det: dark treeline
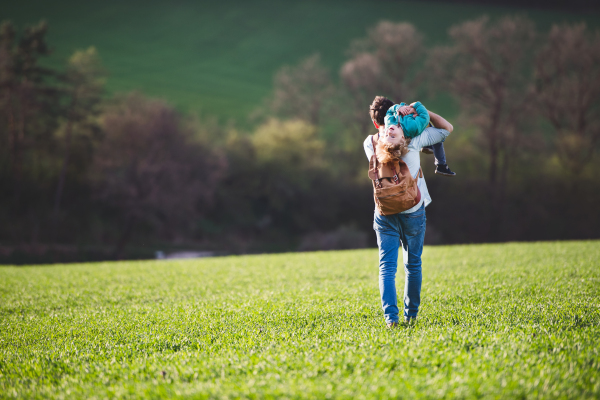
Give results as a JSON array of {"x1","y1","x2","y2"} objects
[{"x1": 1, "y1": 17, "x2": 599, "y2": 263}]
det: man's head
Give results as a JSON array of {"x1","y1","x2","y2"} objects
[{"x1": 369, "y1": 96, "x2": 394, "y2": 128}]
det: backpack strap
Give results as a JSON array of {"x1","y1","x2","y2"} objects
[
  {"x1": 390, "y1": 164, "x2": 400, "y2": 184},
  {"x1": 371, "y1": 135, "x2": 382, "y2": 188}
]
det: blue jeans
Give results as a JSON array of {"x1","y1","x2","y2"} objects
[
  {"x1": 423, "y1": 142, "x2": 447, "y2": 165},
  {"x1": 373, "y1": 204, "x2": 426, "y2": 323}
]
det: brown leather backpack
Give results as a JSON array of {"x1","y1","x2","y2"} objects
[{"x1": 368, "y1": 136, "x2": 422, "y2": 215}]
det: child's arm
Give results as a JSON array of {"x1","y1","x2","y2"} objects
[{"x1": 401, "y1": 101, "x2": 430, "y2": 137}]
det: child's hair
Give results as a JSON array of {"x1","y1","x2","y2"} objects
[
  {"x1": 369, "y1": 96, "x2": 394, "y2": 126},
  {"x1": 376, "y1": 136, "x2": 411, "y2": 164}
]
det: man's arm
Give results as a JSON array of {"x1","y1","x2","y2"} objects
[
  {"x1": 428, "y1": 110, "x2": 453, "y2": 132},
  {"x1": 410, "y1": 111, "x2": 453, "y2": 149}
]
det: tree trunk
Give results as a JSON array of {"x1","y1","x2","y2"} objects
[
  {"x1": 53, "y1": 105, "x2": 75, "y2": 217},
  {"x1": 495, "y1": 145, "x2": 510, "y2": 240},
  {"x1": 489, "y1": 132, "x2": 498, "y2": 185},
  {"x1": 6, "y1": 87, "x2": 16, "y2": 169},
  {"x1": 13, "y1": 86, "x2": 25, "y2": 203},
  {"x1": 113, "y1": 215, "x2": 136, "y2": 260},
  {"x1": 487, "y1": 97, "x2": 504, "y2": 240}
]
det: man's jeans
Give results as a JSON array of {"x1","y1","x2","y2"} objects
[
  {"x1": 422, "y1": 142, "x2": 447, "y2": 165},
  {"x1": 373, "y1": 204, "x2": 426, "y2": 323}
]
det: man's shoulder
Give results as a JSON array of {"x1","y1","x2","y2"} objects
[
  {"x1": 364, "y1": 134, "x2": 379, "y2": 147},
  {"x1": 364, "y1": 135, "x2": 375, "y2": 159}
]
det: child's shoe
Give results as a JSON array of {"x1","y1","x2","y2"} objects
[
  {"x1": 421, "y1": 146, "x2": 434, "y2": 155},
  {"x1": 435, "y1": 164, "x2": 456, "y2": 177}
]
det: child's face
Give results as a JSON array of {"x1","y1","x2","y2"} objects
[{"x1": 382, "y1": 124, "x2": 405, "y2": 146}]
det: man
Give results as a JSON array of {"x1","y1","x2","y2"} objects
[{"x1": 364, "y1": 96, "x2": 453, "y2": 326}]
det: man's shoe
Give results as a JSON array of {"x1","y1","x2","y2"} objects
[
  {"x1": 387, "y1": 321, "x2": 399, "y2": 328},
  {"x1": 421, "y1": 147, "x2": 434, "y2": 155},
  {"x1": 404, "y1": 317, "x2": 418, "y2": 326},
  {"x1": 435, "y1": 164, "x2": 456, "y2": 177}
]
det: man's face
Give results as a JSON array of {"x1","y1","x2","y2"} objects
[{"x1": 382, "y1": 124, "x2": 405, "y2": 146}]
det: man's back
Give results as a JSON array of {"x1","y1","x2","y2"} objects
[{"x1": 364, "y1": 126, "x2": 451, "y2": 213}]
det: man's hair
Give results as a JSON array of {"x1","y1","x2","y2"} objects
[{"x1": 369, "y1": 96, "x2": 394, "y2": 126}]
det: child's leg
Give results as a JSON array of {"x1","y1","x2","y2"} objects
[
  {"x1": 433, "y1": 142, "x2": 456, "y2": 176},
  {"x1": 432, "y1": 142, "x2": 447, "y2": 166}
]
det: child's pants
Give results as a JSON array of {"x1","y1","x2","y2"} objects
[{"x1": 423, "y1": 142, "x2": 446, "y2": 166}]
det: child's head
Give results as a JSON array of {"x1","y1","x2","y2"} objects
[
  {"x1": 383, "y1": 105, "x2": 407, "y2": 144},
  {"x1": 369, "y1": 96, "x2": 394, "y2": 127},
  {"x1": 376, "y1": 127, "x2": 410, "y2": 164}
]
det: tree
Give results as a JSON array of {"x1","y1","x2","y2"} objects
[
  {"x1": 251, "y1": 118, "x2": 325, "y2": 189},
  {"x1": 271, "y1": 54, "x2": 335, "y2": 126},
  {"x1": 534, "y1": 23, "x2": 600, "y2": 174},
  {"x1": 92, "y1": 93, "x2": 223, "y2": 258},
  {"x1": 0, "y1": 21, "x2": 59, "y2": 197},
  {"x1": 428, "y1": 16, "x2": 537, "y2": 238},
  {"x1": 341, "y1": 21, "x2": 424, "y2": 131},
  {"x1": 250, "y1": 119, "x2": 326, "y2": 229},
  {"x1": 53, "y1": 47, "x2": 106, "y2": 218},
  {"x1": 218, "y1": 119, "x2": 327, "y2": 236},
  {"x1": 0, "y1": 20, "x2": 63, "y2": 244}
]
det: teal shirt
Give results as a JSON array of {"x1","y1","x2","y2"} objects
[{"x1": 384, "y1": 102, "x2": 431, "y2": 139}]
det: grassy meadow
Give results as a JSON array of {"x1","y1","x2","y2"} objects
[
  {"x1": 1, "y1": 241, "x2": 599, "y2": 399},
  {"x1": 2, "y1": 0, "x2": 600, "y2": 119}
]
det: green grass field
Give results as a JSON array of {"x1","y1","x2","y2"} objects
[
  {"x1": 2, "y1": 0, "x2": 600, "y2": 119},
  {"x1": 1, "y1": 241, "x2": 599, "y2": 399}
]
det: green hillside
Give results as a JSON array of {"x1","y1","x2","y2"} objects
[
  {"x1": 2, "y1": 0, "x2": 599, "y2": 119},
  {"x1": 1, "y1": 241, "x2": 599, "y2": 398}
]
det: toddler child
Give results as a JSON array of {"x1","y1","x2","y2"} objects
[{"x1": 384, "y1": 101, "x2": 455, "y2": 176}]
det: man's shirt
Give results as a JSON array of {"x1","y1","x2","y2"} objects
[{"x1": 363, "y1": 126, "x2": 451, "y2": 214}]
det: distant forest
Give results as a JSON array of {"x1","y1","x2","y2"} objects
[{"x1": 1, "y1": 15, "x2": 599, "y2": 264}]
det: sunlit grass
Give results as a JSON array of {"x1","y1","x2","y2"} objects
[{"x1": 1, "y1": 241, "x2": 599, "y2": 398}]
